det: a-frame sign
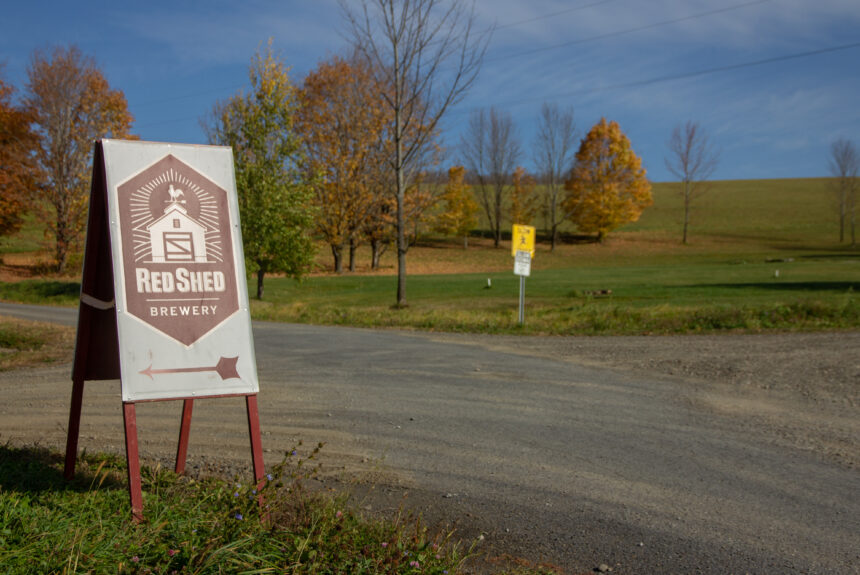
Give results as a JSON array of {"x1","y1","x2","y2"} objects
[{"x1": 65, "y1": 139, "x2": 264, "y2": 521}]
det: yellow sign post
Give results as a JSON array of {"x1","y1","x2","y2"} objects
[{"x1": 511, "y1": 224, "x2": 536, "y2": 325}]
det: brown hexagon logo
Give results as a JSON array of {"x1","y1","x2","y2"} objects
[{"x1": 116, "y1": 155, "x2": 239, "y2": 346}]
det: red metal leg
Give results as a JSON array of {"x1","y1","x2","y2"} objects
[
  {"x1": 175, "y1": 399, "x2": 194, "y2": 474},
  {"x1": 246, "y1": 395, "x2": 267, "y2": 516},
  {"x1": 245, "y1": 395, "x2": 265, "y2": 484},
  {"x1": 64, "y1": 377, "x2": 85, "y2": 480},
  {"x1": 123, "y1": 402, "x2": 144, "y2": 523}
]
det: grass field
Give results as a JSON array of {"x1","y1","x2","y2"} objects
[{"x1": 0, "y1": 177, "x2": 857, "y2": 334}]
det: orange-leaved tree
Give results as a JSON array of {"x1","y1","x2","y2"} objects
[
  {"x1": 0, "y1": 68, "x2": 35, "y2": 239},
  {"x1": 509, "y1": 166, "x2": 537, "y2": 226},
  {"x1": 297, "y1": 54, "x2": 388, "y2": 273},
  {"x1": 25, "y1": 45, "x2": 134, "y2": 273},
  {"x1": 563, "y1": 118, "x2": 651, "y2": 242},
  {"x1": 435, "y1": 165, "x2": 478, "y2": 248}
]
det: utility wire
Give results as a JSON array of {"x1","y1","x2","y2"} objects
[
  {"x1": 487, "y1": 0, "x2": 772, "y2": 63},
  {"x1": 463, "y1": 40, "x2": 860, "y2": 114},
  {"x1": 494, "y1": 0, "x2": 619, "y2": 30}
]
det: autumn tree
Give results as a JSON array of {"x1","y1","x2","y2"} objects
[
  {"x1": 829, "y1": 138, "x2": 858, "y2": 247},
  {"x1": 665, "y1": 121, "x2": 719, "y2": 244},
  {"x1": 564, "y1": 118, "x2": 652, "y2": 242},
  {"x1": 461, "y1": 107, "x2": 520, "y2": 247},
  {"x1": 435, "y1": 165, "x2": 478, "y2": 248},
  {"x1": 25, "y1": 45, "x2": 133, "y2": 273},
  {"x1": 533, "y1": 102, "x2": 576, "y2": 251},
  {"x1": 297, "y1": 54, "x2": 388, "y2": 273},
  {"x1": 205, "y1": 42, "x2": 316, "y2": 299},
  {"x1": 509, "y1": 166, "x2": 537, "y2": 226},
  {"x1": 0, "y1": 68, "x2": 35, "y2": 239},
  {"x1": 339, "y1": 0, "x2": 491, "y2": 307}
]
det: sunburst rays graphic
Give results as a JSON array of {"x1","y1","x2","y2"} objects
[{"x1": 128, "y1": 168, "x2": 224, "y2": 263}]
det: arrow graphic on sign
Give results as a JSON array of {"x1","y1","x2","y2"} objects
[{"x1": 139, "y1": 356, "x2": 240, "y2": 380}]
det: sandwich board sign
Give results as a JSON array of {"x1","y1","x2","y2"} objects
[{"x1": 64, "y1": 139, "x2": 264, "y2": 520}]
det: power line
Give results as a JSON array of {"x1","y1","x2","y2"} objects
[
  {"x1": 464, "y1": 40, "x2": 860, "y2": 114},
  {"x1": 486, "y1": 0, "x2": 772, "y2": 63},
  {"x1": 494, "y1": 0, "x2": 619, "y2": 31}
]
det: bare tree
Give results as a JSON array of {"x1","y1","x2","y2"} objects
[
  {"x1": 665, "y1": 121, "x2": 720, "y2": 244},
  {"x1": 533, "y1": 102, "x2": 576, "y2": 251},
  {"x1": 460, "y1": 107, "x2": 520, "y2": 247},
  {"x1": 829, "y1": 138, "x2": 859, "y2": 247},
  {"x1": 339, "y1": 0, "x2": 491, "y2": 307}
]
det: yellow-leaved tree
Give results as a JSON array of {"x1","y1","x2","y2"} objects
[
  {"x1": 435, "y1": 165, "x2": 478, "y2": 248},
  {"x1": 509, "y1": 166, "x2": 537, "y2": 226},
  {"x1": 564, "y1": 118, "x2": 651, "y2": 242}
]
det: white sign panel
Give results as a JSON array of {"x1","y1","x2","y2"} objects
[
  {"x1": 514, "y1": 250, "x2": 531, "y2": 277},
  {"x1": 102, "y1": 139, "x2": 258, "y2": 402}
]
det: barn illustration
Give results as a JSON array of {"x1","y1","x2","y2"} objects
[{"x1": 146, "y1": 199, "x2": 209, "y2": 263}]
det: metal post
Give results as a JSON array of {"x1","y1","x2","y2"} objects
[{"x1": 518, "y1": 275, "x2": 525, "y2": 325}]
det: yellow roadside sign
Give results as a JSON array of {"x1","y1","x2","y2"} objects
[{"x1": 511, "y1": 224, "x2": 536, "y2": 257}]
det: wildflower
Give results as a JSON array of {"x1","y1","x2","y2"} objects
[
  {"x1": 410, "y1": 560, "x2": 420, "y2": 568},
  {"x1": 131, "y1": 556, "x2": 139, "y2": 563},
  {"x1": 291, "y1": 450, "x2": 297, "y2": 456},
  {"x1": 234, "y1": 492, "x2": 239, "y2": 497},
  {"x1": 266, "y1": 473, "x2": 273, "y2": 481},
  {"x1": 381, "y1": 542, "x2": 388, "y2": 548},
  {"x1": 335, "y1": 510, "x2": 343, "y2": 519},
  {"x1": 167, "y1": 549, "x2": 177, "y2": 557},
  {"x1": 235, "y1": 513, "x2": 244, "y2": 520}
]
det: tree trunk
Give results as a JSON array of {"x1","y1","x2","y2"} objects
[
  {"x1": 55, "y1": 203, "x2": 69, "y2": 274},
  {"x1": 348, "y1": 238, "x2": 357, "y2": 272},
  {"x1": 851, "y1": 196, "x2": 856, "y2": 248},
  {"x1": 463, "y1": 234, "x2": 469, "y2": 249},
  {"x1": 331, "y1": 244, "x2": 343, "y2": 274},
  {"x1": 550, "y1": 224, "x2": 557, "y2": 252},
  {"x1": 393, "y1": 35, "x2": 407, "y2": 308},
  {"x1": 370, "y1": 239, "x2": 382, "y2": 270},
  {"x1": 839, "y1": 185, "x2": 846, "y2": 243},
  {"x1": 683, "y1": 180, "x2": 691, "y2": 244},
  {"x1": 493, "y1": 188, "x2": 502, "y2": 248},
  {"x1": 256, "y1": 268, "x2": 265, "y2": 300}
]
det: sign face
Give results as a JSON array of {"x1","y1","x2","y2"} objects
[
  {"x1": 511, "y1": 224, "x2": 536, "y2": 258},
  {"x1": 514, "y1": 250, "x2": 531, "y2": 277},
  {"x1": 116, "y1": 154, "x2": 239, "y2": 346},
  {"x1": 101, "y1": 140, "x2": 258, "y2": 402}
]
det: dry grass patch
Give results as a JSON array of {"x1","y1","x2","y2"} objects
[{"x1": 0, "y1": 316, "x2": 75, "y2": 370}]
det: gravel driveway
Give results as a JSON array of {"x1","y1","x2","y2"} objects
[{"x1": 0, "y1": 303, "x2": 857, "y2": 574}]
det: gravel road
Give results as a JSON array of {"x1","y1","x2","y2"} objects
[{"x1": 0, "y1": 302, "x2": 857, "y2": 574}]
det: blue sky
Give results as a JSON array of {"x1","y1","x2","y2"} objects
[{"x1": 3, "y1": 0, "x2": 859, "y2": 182}]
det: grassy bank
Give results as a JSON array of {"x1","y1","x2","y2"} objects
[
  {"x1": 2, "y1": 444, "x2": 534, "y2": 574},
  {"x1": 0, "y1": 317, "x2": 74, "y2": 370}
]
